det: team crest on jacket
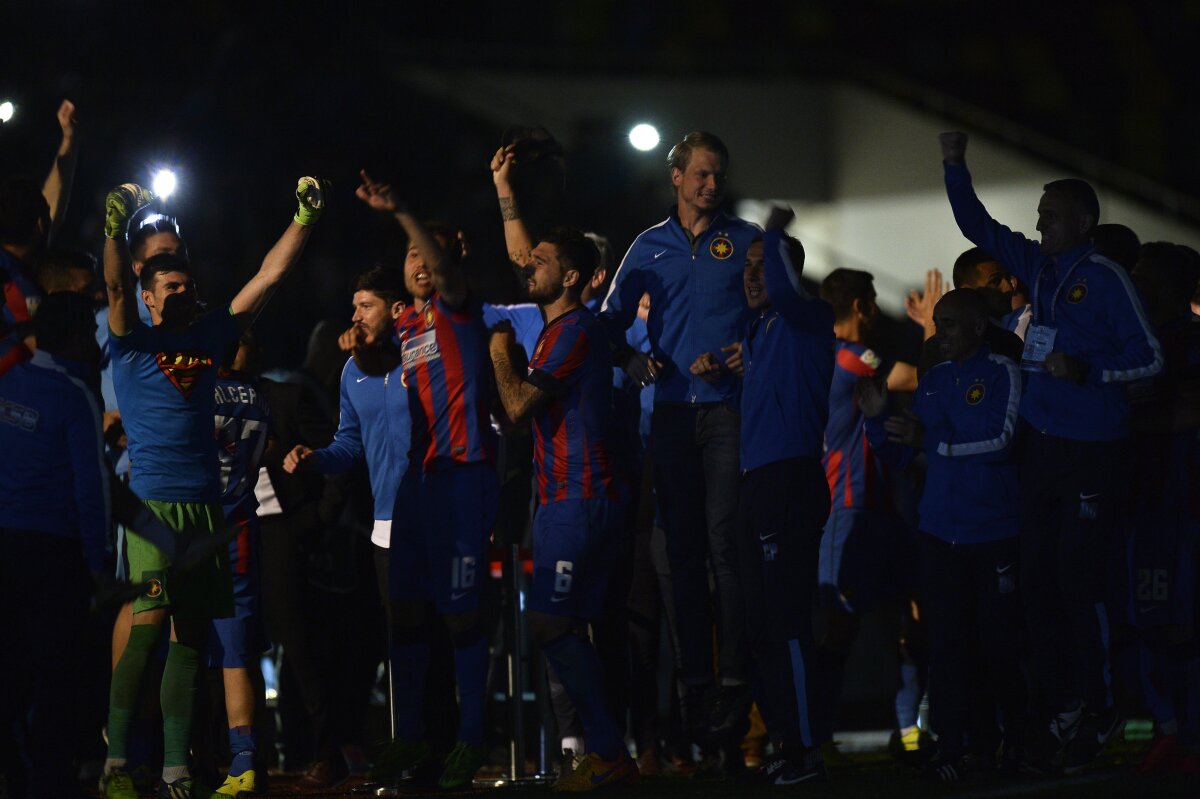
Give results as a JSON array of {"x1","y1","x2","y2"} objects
[
  {"x1": 155, "y1": 351, "x2": 213, "y2": 398},
  {"x1": 144, "y1": 578, "x2": 164, "y2": 599},
  {"x1": 710, "y1": 236, "x2": 734, "y2": 260},
  {"x1": 965, "y1": 382, "x2": 986, "y2": 405},
  {"x1": 1066, "y1": 282, "x2": 1087, "y2": 304},
  {"x1": 423, "y1": 305, "x2": 436, "y2": 328}
]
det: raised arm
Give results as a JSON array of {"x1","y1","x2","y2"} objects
[
  {"x1": 357, "y1": 170, "x2": 467, "y2": 308},
  {"x1": 940, "y1": 132, "x2": 1042, "y2": 286},
  {"x1": 102, "y1": 183, "x2": 154, "y2": 337},
  {"x1": 42, "y1": 99, "x2": 79, "y2": 242},
  {"x1": 761, "y1": 224, "x2": 834, "y2": 332},
  {"x1": 491, "y1": 145, "x2": 535, "y2": 268},
  {"x1": 230, "y1": 177, "x2": 327, "y2": 324}
]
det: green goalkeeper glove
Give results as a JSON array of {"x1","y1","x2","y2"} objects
[
  {"x1": 104, "y1": 183, "x2": 154, "y2": 240},
  {"x1": 294, "y1": 177, "x2": 331, "y2": 226}
]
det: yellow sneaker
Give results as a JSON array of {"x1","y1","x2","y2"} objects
[
  {"x1": 552, "y1": 750, "x2": 639, "y2": 792},
  {"x1": 216, "y1": 769, "x2": 259, "y2": 797}
]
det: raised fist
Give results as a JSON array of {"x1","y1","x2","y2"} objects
[
  {"x1": 939, "y1": 132, "x2": 968, "y2": 165},
  {"x1": 104, "y1": 183, "x2": 154, "y2": 239},
  {"x1": 295, "y1": 177, "x2": 331, "y2": 226}
]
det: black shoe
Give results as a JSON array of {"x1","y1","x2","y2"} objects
[
  {"x1": 1061, "y1": 707, "x2": 1122, "y2": 775},
  {"x1": 921, "y1": 754, "x2": 967, "y2": 783},
  {"x1": 300, "y1": 756, "x2": 350, "y2": 789},
  {"x1": 1020, "y1": 707, "x2": 1082, "y2": 774},
  {"x1": 708, "y1": 683, "x2": 753, "y2": 741},
  {"x1": 755, "y1": 749, "x2": 828, "y2": 787}
]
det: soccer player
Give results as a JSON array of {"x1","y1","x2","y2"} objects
[
  {"x1": 692, "y1": 214, "x2": 835, "y2": 785},
  {"x1": 99, "y1": 175, "x2": 327, "y2": 799},
  {"x1": 355, "y1": 171, "x2": 498, "y2": 789},
  {"x1": 599, "y1": 131, "x2": 759, "y2": 745},
  {"x1": 860, "y1": 289, "x2": 1027, "y2": 782},
  {"x1": 940, "y1": 130, "x2": 1162, "y2": 772},
  {"x1": 209, "y1": 334, "x2": 272, "y2": 797},
  {"x1": 0, "y1": 292, "x2": 107, "y2": 799},
  {"x1": 489, "y1": 226, "x2": 638, "y2": 790}
]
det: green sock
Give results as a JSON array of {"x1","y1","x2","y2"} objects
[
  {"x1": 160, "y1": 640, "x2": 201, "y2": 769},
  {"x1": 106, "y1": 623, "x2": 161, "y2": 761}
]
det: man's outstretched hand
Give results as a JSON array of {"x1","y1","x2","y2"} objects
[
  {"x1": 356, "y1": 169, "x2": 402, "y2": 214},
  {"x1": 294, "y1": 177, "x2": 331, "y2": 226},
  {"x1": 56, "y1": 99, "x2": 78, "y2": 142},
  {"x1": 939, "y1": 132, "x2": 968, "y2": 165},
  {"x1": 104, "y1": 183, "x2": 154, "y2": 239}
]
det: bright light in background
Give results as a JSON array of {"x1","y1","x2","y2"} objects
[
  {"x1": 0, "y1": 102, "x2": 13, "y2": 123},
  {"x1": 628, "y1": 123, "x2": 660, "y2": 152},
  {"x1": 152, "y1": 169, "x2": 177, "y2": 199}
]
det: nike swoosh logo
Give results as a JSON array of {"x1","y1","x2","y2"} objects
[
  {"x1": 450, "y1": 591, "x2": 470, "y2": 601},
  {"x1": 591, "y1": 766, "x2": 618, "y2": 784},
  {"x1": 653, "y1": 250, "x2": 667, "y2": 259},
  {"x1": 758, "y1": 531, "x2": 777, "y2": 541},
  {"x1": 550, "y1": 595, "x2": 569, "y2": 603},
  {"x1": 924, "y1": 391, "x2": 937, "y2": 396},
  {"x1": 996, "y1": 564, "x2": 1013, "y2": 574},
  {"x1": 1079, "y1": 492, "x2": 1099, "y2": 500},
  {"x1": 774, "y1": 772, "x2": 821, "y2": 785},
  {"x1": 357, "y1": 376, "x2": 369, "y2": 383}
]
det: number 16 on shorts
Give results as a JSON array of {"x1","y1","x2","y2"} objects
[{"x1": 451, "y1": 556, "x2": 477, "y2": 594}]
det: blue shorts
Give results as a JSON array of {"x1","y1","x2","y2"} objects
[
  {"x1": 818, "y1": 507, "x2": 910, "y2": 613},
  {"x1": 389, "y1": 462, "x2": 499, "y2": 613},
  {"x1": 528, "y1": 490, "x2": 628, "y2": 620},
  {"x1": 209, "y1": 513, "x2": 266, "y2": 669},
  {"x1": 1128, "y1": 509, "x2": 1196, "y2": 629}
]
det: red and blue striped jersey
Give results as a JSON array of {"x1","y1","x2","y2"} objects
[
  {"x1": 526, "y1": 307, "x2": 618, "y2": 504},
  {"x1": 0, "y1": 251, "x2": 38, "y2": 378},
  {"x1": 396, "y1": 293, "x2": 496, "y2": 470},
  {"x1": 823, "y1": 339, "x2": 890, "y2": 511}
]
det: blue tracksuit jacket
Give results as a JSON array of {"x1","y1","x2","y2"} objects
[{"x1": 944, "y1": 163, "x2": 1161, "y2": 441}]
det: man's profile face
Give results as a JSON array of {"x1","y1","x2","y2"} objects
[
  {"x1": 961, "y1": 260, "x2": 1015, "y2": 319},
  {"x1": 672, "y1": 148, "x2": 726, "y2": 215},
  {"x1": 525, "y1": 242, "x2": 573, "y2": 305},
  {"x1": 144, "y1": 270, "x2": 196, "y2": 326},
  {"x1": 1036, "y1": 190, "x2": 1089, "y2": 256},
  {"x1": 743, "y1": 240, "x2": 769, "y2": 310},
  {"x1": 351, "y1": 290, "x2": 401, "y2": 346}
]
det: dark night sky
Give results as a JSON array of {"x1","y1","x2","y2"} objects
[{"x1": 3, "y1": 1, "x2": 1196, "y2": 367}]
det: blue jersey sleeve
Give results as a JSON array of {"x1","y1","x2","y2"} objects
[
  {"x1": 762, "y1": 230, "x2": 835, "y2": 331},
  {"x1": 598, "y1": 237, "x2": 646, "y2": 352},
  {"x1": 1083, "y1": 263, "x2": 1163, "y2": 385},
  {"x1": 310, "y1": 362, "x2": 365, "y2": 474},
  {"x1": 64, "y1": 374, "x2": 111, "y2": 573},
  {"x1": 944, "y1": 163, "x2": 1044, "y2": 288}
]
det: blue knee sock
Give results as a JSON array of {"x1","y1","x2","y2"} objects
[
  {"x1": 391, "y1": 637, "x2": 431, "y2": 741},
  {"x1": 895, "y1": 662, "x2": 923, "y2": 730},
  {"x1": 542, "y1": 634, "x2": 623, "y2": 760},
  {"x1": 228, "y1": 725, "x2": 255, "y2": 776},
  {"x1": 453, "y1": 637, "x2": 489, "y2": 747}
]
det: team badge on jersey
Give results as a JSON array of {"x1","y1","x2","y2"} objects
[
  {"x1": 1066, "y1": 282, "x2": 1088, "y2": 304},
  {"x1": 155, "y1": 351, "x2": 213, "y2": 398},
  {"x1": 965, "y1": 382, "x2": 986, "y2": 405},
  {"x1": 424, "y1": 305, "x2": 436, "y2": 328},
  {"x1": 710, "y1": 235, "x2": 734, "y2": 260},
  {"x1": 860, "y1": 348, "x2": 882, "y2": 371}
]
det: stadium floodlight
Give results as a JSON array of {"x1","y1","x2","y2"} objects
[
  {"x1": 152, "y1": 168, "x2": 177, "y2": 199},
  {"x1": 628, "y1": 123, "x2": 660, "y2": 152},
  {"x1": 0, "y1": 102, "x2": 14, "y2": 123}
]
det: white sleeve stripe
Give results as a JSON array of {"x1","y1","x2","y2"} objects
[
  {"x1": 599, "y1": 221, "x2": 664, "y2": 314},
  {"x1": 1089, "y1": 254, "x2": 1163, "y2": 383},
  {"x1": 937, "y1": 355, "x2": 1020, "y2": 457}
]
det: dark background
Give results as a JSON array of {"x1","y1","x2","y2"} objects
[{"x1": 3, "y1": 1, "x2": 1196, "y2": 367}]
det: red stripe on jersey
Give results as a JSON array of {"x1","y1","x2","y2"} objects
[
  {"x1": 4, "y1": 280, "x2": 32, "y2": 323},
  {"x1": 435, "y1": 311, "x2": 470, "y2": 461},
  {"x1": 235, "y1": 517, "x2": 251, "y2": 575},
  {"x1": 836, "y1": 347, "x2": 876, "y2": 377},
  {"x1": 824, "y1": 449, "x2": 843, "y2": 505},
  {"x1": 552, "y1": 405, "x2": 570, "y2": 502}
]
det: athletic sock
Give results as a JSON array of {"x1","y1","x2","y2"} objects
[
  {"x1": 160, "y1": 640, "x2": 201, "y2": 775},
  {"x1": 453, "y1": 635, "x2": 489, "y2": 748},
  {"x1": 895, "y1": 661, "x2": 923, "y2": 730},
  {"x1": 390, "y1": 635, "x2": 431, "y2": 741},
  {"x1": 106, "y1": 623, "x2": 161, "y2": 762},
  {"x1": 542, "y1": 634, "x2": 623, "y2": 761},
  {"x1": 228, "y1": 725, "x2": 256, "y2": 777}
]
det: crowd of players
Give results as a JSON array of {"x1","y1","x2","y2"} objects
[{"x1": 0, "y1": 101, "x2": 1198, "y2": 798}]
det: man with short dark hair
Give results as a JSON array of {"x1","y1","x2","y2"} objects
[
  {"x1": 940, "y1": 131, "x2": 1162, "y2": 773},
  {"x1": 490, "y1": 226, "x2": 639, "y2": 789},
  {"x1": 599, "y1": 131, "x2": 759, "y2": 745},
  {"x1": 99, "y1": 176, "x2": 327, "y2": 799}
]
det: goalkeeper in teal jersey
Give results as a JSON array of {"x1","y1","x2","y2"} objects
[{"x1": 99, "y1": 177, "x2": 328, "y2": 799}]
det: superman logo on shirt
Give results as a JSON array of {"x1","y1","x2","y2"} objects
[{"x1": 155, "y1": 351, "x2": 213, "y2": 398}]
